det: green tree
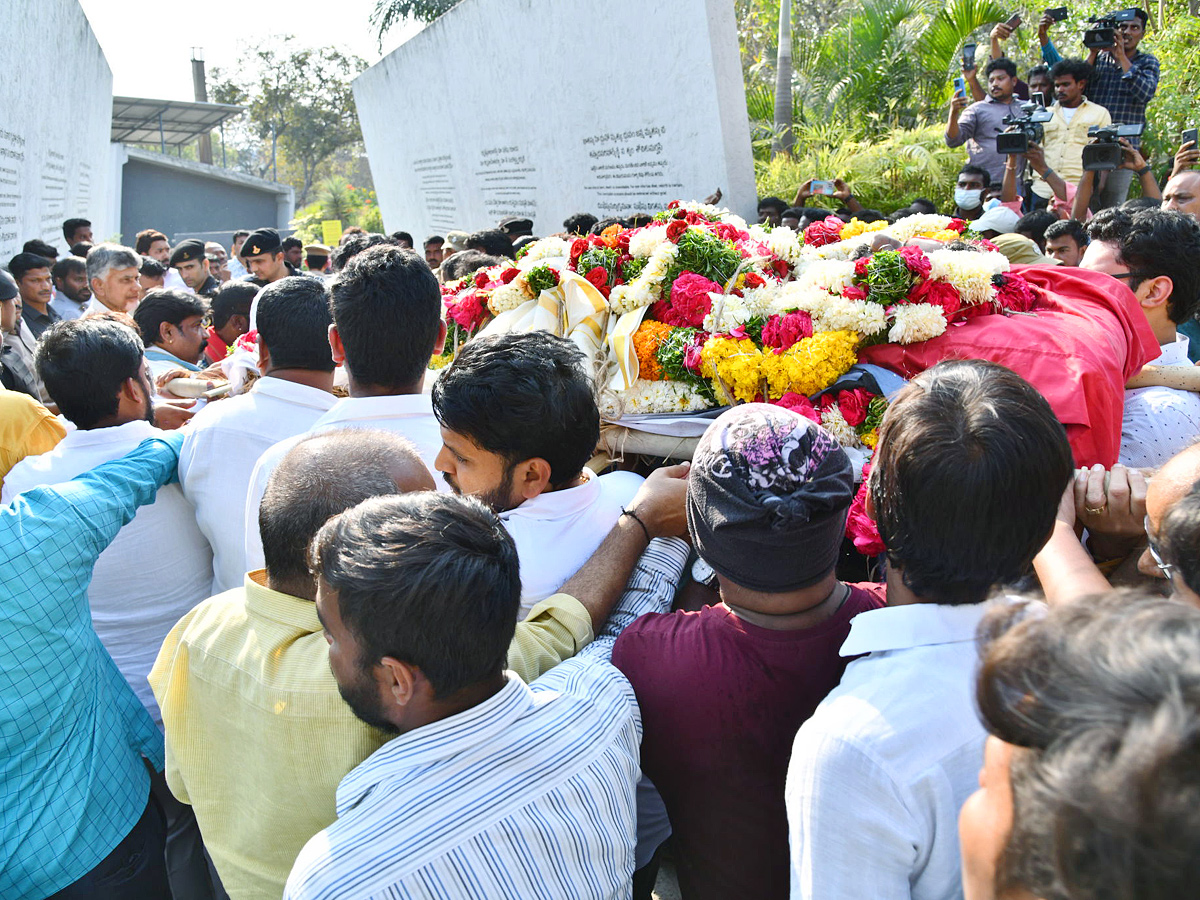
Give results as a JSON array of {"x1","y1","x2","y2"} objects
[
  {"x1": 211, "y1": 38, "x2": 366, "y2": 206},
  {"x1": 370, "y1": 0, "x2": 460, "y2": 42}
]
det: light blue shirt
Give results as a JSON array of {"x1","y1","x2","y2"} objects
[
  {"x1": 285, "y1": 538, "x2": 689, "y2": 900},
  {"x1": 0, "y1": 432, "x2": 182, "y2": 897},
  {"x1": 145, "y1": 345, "x2": 204, "y2": 373}
]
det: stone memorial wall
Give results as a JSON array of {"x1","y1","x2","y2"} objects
[
  {"x1": 0, "y1": 0, "x2": 113, "y2": 261},
  {"x1": 354, "y1": 0, "x2": 756, "y2": 240}
]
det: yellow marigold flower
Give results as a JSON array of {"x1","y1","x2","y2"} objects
[
  {"x1": 860, "y1": 429, "x2": 878, "y2": 449},
  {"x1": 700, "y1": 336, "x2": 763, "y2": 404},
  {"x1": 601, "y1": 223, "x2": 622, "y2": 248},
  {"x1": 865, "y1": 220, "x2": 888, "y2": 232},
  {"x1": 927, "y1": 229, "x2": 961, "y2": 242},
  {"x1": 632, "y1": 320, "x2": 674, "y2": 381},
  {"x1": 762, "y1": 330, "x2": 859, "y2": 399}
]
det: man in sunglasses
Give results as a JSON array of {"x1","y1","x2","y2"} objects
[{"x1": 1081, "y1": 207, "x2": 1200, "y2": 468}]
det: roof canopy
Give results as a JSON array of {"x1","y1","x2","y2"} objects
[{"x1": 111, "y1": 96, "x2": 244, "y2": 147}]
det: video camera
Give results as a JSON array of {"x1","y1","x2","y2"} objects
[
  {"x1": 1081, "y1": 123, "x2": 1145, "y2": 171},
  {"x1": 1083, "y1": 8, "x2": 1139, "y2": 49},
  {"x1": 996, "y1": 103, "x2": 1054, "y2": 155}
]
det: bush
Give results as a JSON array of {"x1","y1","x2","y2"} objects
[{"x1": 755, "y1": 123, "x2": 967, "y2": 215}]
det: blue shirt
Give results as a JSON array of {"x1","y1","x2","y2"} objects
[
  {"x1": 1043, "y1": 40, "x2": 1159, "y2": 146},
  {"x1": 0, "y1": 433, "x2": 182, "y2": 897},
  {"x1": 144, "y1": 345, "x2": 204, "y2": 373}
]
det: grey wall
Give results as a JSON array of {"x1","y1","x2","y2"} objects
[
  {"x1": 0, "y1": 0, "x2": 113, "y2": 259},
  {"x1": 119, "y1": 148, "x2": 293, "y2": 248}
]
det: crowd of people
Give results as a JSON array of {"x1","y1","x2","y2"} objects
[{"x1": 4, "y1": 10, "x2": 1200, "y2": 900}]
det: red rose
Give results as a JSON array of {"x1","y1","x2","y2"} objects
[
  {"x1": 803, "y1": 216, "x2": 844, "y2": 248},
  {"x1": 761, "y1": 311, "x2": 813, "y2": 351},
  {"x1": 569, "y1": 239, "x2": 588, "y2": 264},
  {"x1": 714, "y1": 222, "x2": 746, "y2": 243},
  {"x1": 500, "y1": 267, "x2": 520, "y2": 284},
  {"x1": 996, "y1": 273, "x2": 1038, "y2": 312},
  {"x1": 837, "y1": 388, "x2": 873, "y2": 427},
  {"x1": 743, "y1": 271, "x2": 766, "y2": 289},
  {"x1": 907, "y1": 279, "x2": 963, "y2": 320},
  {"x1": 899, "y1": 246, "x2": 932, "y2": 277},
  {"x1": 667, "y1": 200, "x2": 681, "y2": 210},
  {"x1": 674, "y1": 209, "x2": 688, "y2": 220},
  {"x1": 819, "y1": 393, "x2": 838, "y2": 413},
  {"x1": 854, "y1": 256, "x2": 871, "y2": 277},
  {"x1": 473, "y1": 271, "x2": 489, "y2": 289},
  {"x1": 585, "y1": 266, "x2": 608, "y2": 289},
  {"x1": 947, "y1": 218, "x2": 967, "y2": 233},
  {"x1": 617, "y1": 233, "x2": 631, "y2": 252},
  {"x1": 666, "y1": 220, "x2": 688, "y2": 243},
  {"x1": 772, "y1": 259, "x2": 790, "y2": 277}
]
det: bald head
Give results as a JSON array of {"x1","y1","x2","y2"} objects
[
  {"x1": 258, "y1": 429, "x2": 435, "y2": 597},
  {"x1": 1163, "y1": 171, "x2": 1200, "y2": 220},
  {"x1": 1139, "y1": 443, "x2": 1200, "y2": 579}
]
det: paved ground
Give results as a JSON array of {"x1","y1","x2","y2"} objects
[{"x1": 652, "y1": 856, "x2": 681, "y2": 900}]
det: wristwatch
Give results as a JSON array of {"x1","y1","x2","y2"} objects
[
  {"x1": 1136, "y1": 164, "x2": 1152, "y2": 176},
  {"x1": 691, "y1": 557, "x2": 718, "y2": 588}
]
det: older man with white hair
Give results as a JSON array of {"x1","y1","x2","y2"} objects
[{"x1": 86, "y1": 243, "x2": 142, "y2": 314}]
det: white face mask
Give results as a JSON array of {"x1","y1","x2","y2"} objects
[{"x1": 955, "y1": 187, "x2": 984, "y2": 210}]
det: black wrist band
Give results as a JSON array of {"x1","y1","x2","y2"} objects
[
  {"x1": 1136, "y1": 165, "x2": 1152, "y2": 176},
  {"x1": 620, "y1": 507, "x2": 651, "y2": 543}
]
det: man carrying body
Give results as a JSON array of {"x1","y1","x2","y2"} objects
[
  {"x1": 1045, "y1": 218, "x2": 1089, "y2": 266},
  {"x1": 432, "y1": 331, "x2": 643, "y2": 613},
  {"x1": 242, "y1": 244, "x2": 447, "y2": 571},
  {"x1": 50, "y1": 255, "x2": 92, "y2": 320},
  {"x1": 946, "y1": 58, "x2": 1026, "y2": 191},
  {"x1": 85, "y1": 243, "x2": 142, "y2": 314},
  {"x1": 180, "y1": 277, "x2": 336, "y2": 593},
  {"x1": 132, "y1": 289, "x2": 210, "y2": 378},
  {"x1": 170, "y1": 239, "x2": 220, "y2": 298},
  {"x1": 1081, "y1": 207, "x2": 1200, "y2": 467},
  {"x1": 201, "y1": 281, "x2": 256, "y2": 364},
  {"x1": 1031, "y1": 59, "x2": 1111, "y2": 210},
  {"x1": 8, "y1": 252, "x2": 59, "y2": 339}
]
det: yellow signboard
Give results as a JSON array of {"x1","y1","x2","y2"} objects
[{"x1": 321, "y1": 220, "x2": 343, "y2": 246}]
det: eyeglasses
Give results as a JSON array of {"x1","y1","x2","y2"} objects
[
  {"x1": 1110, "y1": 271, "x2": 1152, "y2": 281},
  {"x1": 1145, "y1": 515, "x2": 1175, "y2": 579}
]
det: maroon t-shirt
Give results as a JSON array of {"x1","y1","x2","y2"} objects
[{"x1": 611, "y1": 582, "x2": 887, "y2": 900}]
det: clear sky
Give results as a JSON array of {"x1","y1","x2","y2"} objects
[{"x1": 78, "y1": 0, "x2": 422, "y2": 101}]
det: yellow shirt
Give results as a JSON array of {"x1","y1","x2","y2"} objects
[
  {"x1": 1032, "y1": 100, "x2": 1112, "y2": 199},
  {"x1": 0, "y1": 392, "x2": 65, "y2": 486},
  {"x1": 148, "y1": 571, "x2": 593, "y2": 900}
]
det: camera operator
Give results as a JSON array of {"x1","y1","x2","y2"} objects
[
  {"x1": 1029, "y1": 60, "x2": 1112, "y2": 210},
  {"x1": 947, "y1": 58, "x2": 1027, "y2": 192},
  {"x1": 1041, "y1": 8, "x2": 1160, "y2": 209},
  {"x1": 1070, "y1": 138, "x2": 1161, "y2": 221}
]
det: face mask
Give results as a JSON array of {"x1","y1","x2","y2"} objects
[{"x1": 955, "y1": 188, "x2": 983, "y2": 210}]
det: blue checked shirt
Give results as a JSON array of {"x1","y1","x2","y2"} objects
[
  {"x1": 1042, "y1": 41, "x2": 1159, "y2": 146},
  {"x1": 0, "y1": 433, "x2": 181, "y2": 898},
  {"x1": 284, "y1": 537, "x2": 689, "y2": 900}
]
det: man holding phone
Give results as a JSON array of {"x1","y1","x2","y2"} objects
[
  {"x1": 1040, "y1": 8, "x2": 1159, "y2": 209},
  {"x1": 946, "y1": 57, "x2": 1027, "y2": 192},
  {"x1": 1030, "y1": 59, "x2": 1112, "y2": 209}
]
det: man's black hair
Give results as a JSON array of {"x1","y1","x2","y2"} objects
[
  {"x1": 36, "y1": 317, "x2": 144, "y2": 429},
  {"x1": 62, "y1": 218, "x2": 91, "y2": 243},
  {"x1": 255, "y1": 277, "x2": 334, "y2": 372},
  {"x1": 757, "y1": 196, "x2": 788, "y2": 215},
  {"x1": 1044, "y1": 218, "x2": 1088, "y2": 247},
  {"x1": 69, "y1": 242, "x2": 93, "y2": 259},
  {"x1": 132, "y1": 289, "x2": 209, "y2": 347},
  {"x1": 959, "y1": 163, "x2": 992, "y2": 188},
  {"x1": 423, "y1": 235, "x2": 444, "y2": 248},
  {"x1": 330, "y1": 244, "x2": 442, "y2": 389},
  {"x1": 869, "y1": 359, "x2": 1073, "y2": 606},
  {"x1": 330, "y1": 233, "x2": 392, "y2": 272},
  {"x1": 51, "y1": 256, "x2": 86, "y2": 281},
  {"x1": 432, "y1": 331, "x2": 599, "y2": 490},
  {"x1": 797, "y1": 209, "x2": 835, "y2": 229},
  {"x1": 1027, "y1": 63, "x2": 1050, "y2": 82},
  {"x1": 210, "y1": 281, "x2": 258, "y2": 330},
  {"x1": 8, "y1": 253, "x2": 53, "y2": 282},
  {"x1": 855, "y1": 209, "x2": 886, "y2": 223},
  {"x1": 232, "y1": 229, "x2": 250, "y2": 241},
  {"x1": 1015, "y1": 210, "x2": 1059, "y2": 251},
  {"x1": 441, "y1": 250, "x2": 504, "y2": 283},
  {"x1": 1049, "y1": 58, "x2": 1094, "y2": 86},
  {"x1": 1160, "y1": 481, "x2": 1200, "y2": 599},
  {"x1": 589, "y1": 217, "x2": 628, "y2": 235},
  {"x1": 1089, "y1": 207, "x2": 1200, "y2": 324},
  {"x1": 389, "y1": 231, "x2": 414, "y2": 246},
  {"x1": 465, "y1": 228, "x2": 513, "y2": 259},
  {"x1": 312, "y1": 492, "x2": 520, "y2": 699},
  {"x1": 563, "y1": 212, "x2": 598, "y2": 235},
  {"x1": 139, "y1": 256, "x2": 166, "y2": 278},
  {"x1": 781, "y1": 207, "x2": 805, "y2": 222},
  {"x1": 22, "y1": 239, "x2": 58, "y2": 259},
  {"x1": 985, "y1": 57, "x2": 1017, "y2": 79},
  {"x1": 626, "y1": 214, "x2": 654, "y2": 228},
  {"x1": 281, "y1": 236, "x2": 303, "y2": 252},
  {"x1": 1122, "y1": 196, "x2": 1161, "y2": 212}
]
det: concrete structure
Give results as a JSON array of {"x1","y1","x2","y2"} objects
[
  {"x1": 114, "y1": 146, "x2": 293, "y2": 248},
  {"x1": 0, "y1": 0, "x2": 113, "y2": 260},
  {"x1": 354, "y1": 0, "x2": 755, "y2": 240}
]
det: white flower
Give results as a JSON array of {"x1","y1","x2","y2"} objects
[
  {"x1": 885, "y1": 214, "x2": 954, "y2": 241},
  {"x1": 629, "y1": 225, "x2": 669, "y2": 259},
  {"x1": 614, "y1": 379, "x2": 712, "y2": 415},
  {"x1": 739, "y1": 282, "x2": 782, "y2": 318},
  {"x1": 609, "y1": 241, "x2": 678, "y2": 314},
  {"x1": 518, "y1": 237, "x2": 570, "y2": 265},
  {"x1": 814, "y1": 296, "x2": 888, "y2": 337},
  {"x1": 799, "y1": 233, "x2": 875, "y2": 261},
  {"x1": 820, "y1": 404, "x2": 860, "y2": 448},
  {"x1": 887, "y1": 303, "x2": 948, "y2": 344},
  {"x1": 763, "y1": 228, "x2": 804, "y2": 267},
  {"x1": 703, "y1": 293, "x2": 753, "y2": 333},
  {"x1": 486, "y1": 279, "x2": 531, "y2": 315},
  {"x1": 798, "y1": 259, "x2": 857, "y2": 293},
  {"x1": 927, "y1": 248, "x2": 1008, "y2": 305}
]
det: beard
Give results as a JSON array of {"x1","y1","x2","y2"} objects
[
  {"x1": 443, "y1": 465, "x2": 519, "y2": 514},
  {"x1": 337, "y1": 664, "x2": 399, "y2": 736}
]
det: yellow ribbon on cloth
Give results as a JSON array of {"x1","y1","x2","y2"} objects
[{"x1": 607, "y1": 306, "x2": 649, "y2": 392}]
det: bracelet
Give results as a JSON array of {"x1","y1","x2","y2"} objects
[
  {"x1": 1136, "y1": 164, "x2": 1152, "y2": 176},
  {"x1": 620, "y1": 507, "x2": 651, "y2": 543},
  {"x1": 1042, "y1": 168, "x2": 1056, "y2": 180}
]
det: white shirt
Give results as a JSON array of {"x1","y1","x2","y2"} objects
[
  {"x1": 179, "y1": 377, "x2": 337, "y2": 594},
  {"x1": 227, "y1": 257, "x2": 248, "y2": 280},
  {"x1": 785, "y1": 602, "x2": 988, "y2": 900},
  {"x1": 1119, "y1": 335, "x2": 1200, "y2": 468},
  {"x1": 284, "y1": 538, "x2": 689, "y2": 900},
  {"x1": 1, "y1": 420, "x2": 212, "y2": 724},
  {"x1": 50, "y1": 292, "x2": 87, "y2": 321},
  {"x1": 502, "y1": 469, "x2": 642, "y2": 615},
  {"x1": 243, "y1": 394, "x2": 445, "y2": 573}
]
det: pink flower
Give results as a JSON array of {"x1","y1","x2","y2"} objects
[
  {"x1": 907, "y1": 279, "x2": 963, "y2": 319},
  {"x1": 996, "y1": 273, "x2": 1038, "y2": 312},
  {"x1": 654, "y1": 271, "x2": 720, "y2": 327},
  {"x1": 761, "y1": 311, "x2": 813, "y2": 351},
  {"x1": 683, "y1": 332, "x2": 708, "y2": 373},
  {"x1": 728, "y1": 324, "x2": 748, "y2": 339},
  {"x1": 666, "y1": 220, "x2": 688, "y2": 243},
  {"x1": 803, "y1": 216, "x2": 845, "y2": 247},
  {"x1": 771, "y1": 392, "x2": 821, "y2": 422},
  {"x1": 854, "y1": 256, "x2": 871, "y2": 278},
  {"x1": 842, "y1": 284, "x2": 869, "y2": 302},
  {"x1": 846, "y1": 468, "x2": 885, "y2": 556},
  {"x1": 947, "y1": 218, "x2": 967, "y2": 233},
  {"x1": 899, "y1": 246, "x2": 932, "y2": 277},
  {"x1": 447, "y1": 292, "x2": 487, "y2": 331}
]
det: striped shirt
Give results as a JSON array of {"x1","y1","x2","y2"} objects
[{"x1": 284, "y1": 537, "x2": 689, "y2": 900}]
